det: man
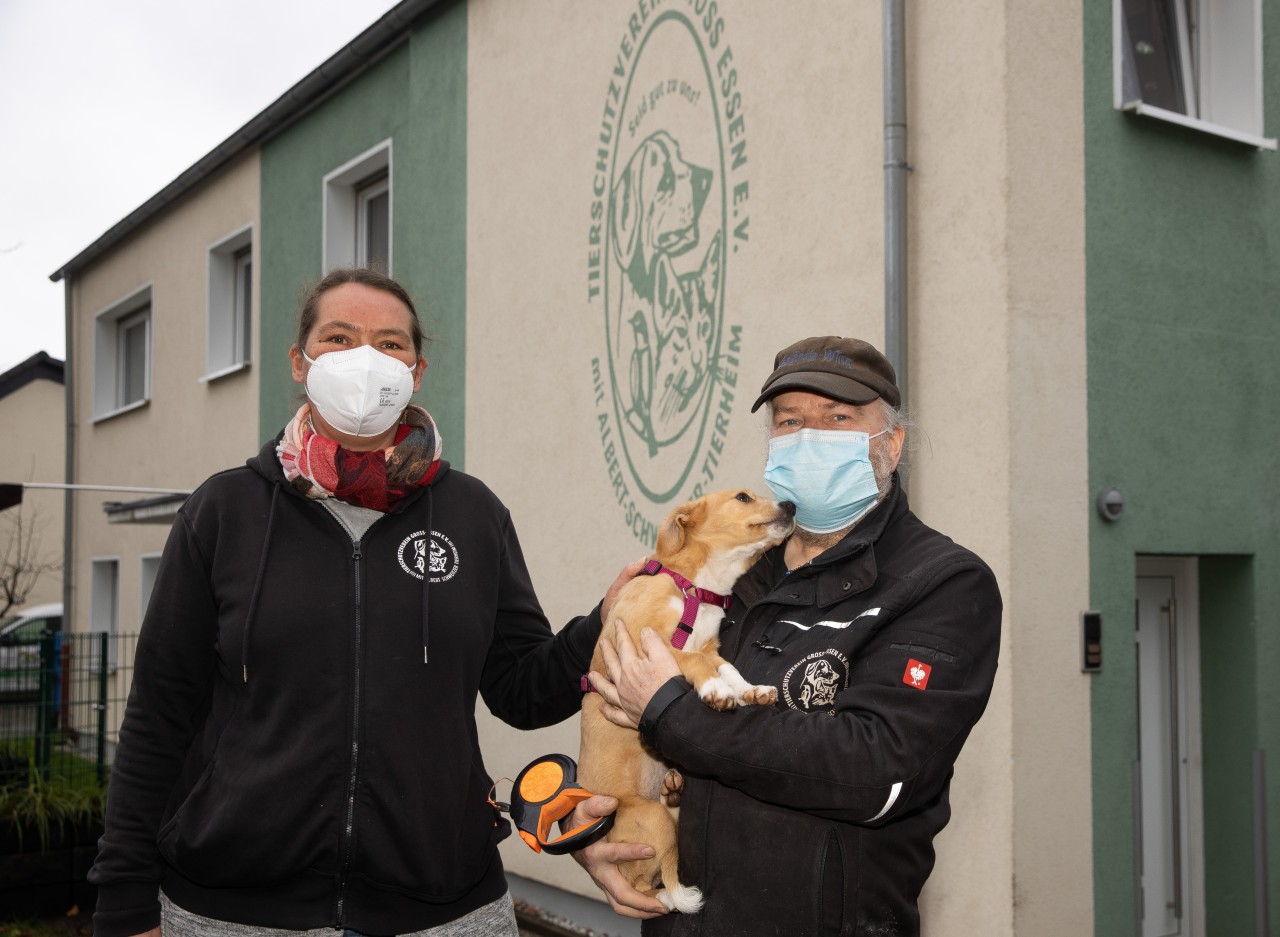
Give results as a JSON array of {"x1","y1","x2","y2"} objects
[{"x1": 576, "y1": 336, "x2": 1002, "y2": 937}]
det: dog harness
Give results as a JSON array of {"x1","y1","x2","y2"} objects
[
  {"x1": 641, "y1": 559, "x2": 732, "y2": 649},
  {"x1": 579, "y1": 560, "x2": 732, "y2": 693}
]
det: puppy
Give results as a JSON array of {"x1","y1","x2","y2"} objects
[{"x1": 579, "y1": 489, "x2": 795, "y2": 913}]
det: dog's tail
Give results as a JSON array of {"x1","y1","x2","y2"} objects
[{"x1": 657, "y1": 846, "x2": 704, "y2": 914}]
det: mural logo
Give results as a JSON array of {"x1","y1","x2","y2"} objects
[{"x1": 587, "y1": 1, "x2": 751, "y2": 545}]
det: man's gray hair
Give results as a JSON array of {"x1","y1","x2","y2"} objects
[{"x1": 872, "y1": 399, "x2": 910, "y2": 483}]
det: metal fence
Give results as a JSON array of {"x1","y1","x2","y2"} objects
[{"x1": 0, "y1": 631, "x2": 138, "y2": 789}]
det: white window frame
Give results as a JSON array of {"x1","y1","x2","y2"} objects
[
  {"x1": 92, "y1": 283, "x2": 153, "y2": 421},
  {"x1": 90, "y1": 557, "x2": 120, "y2": 670},
  {"x1": 203, "y1": 224, "x2": 254, "y2": 382},
  {"x1": 139, "y1": 552, "x2": 162, "y2": 625},
  {"x1": 323, "y1": 139, "x2": 393, "y2": 272},
  {"x1": 1114, "y1": 0, "x2": 1276, "y2": 150}
]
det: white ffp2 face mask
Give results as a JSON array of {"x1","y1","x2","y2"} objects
[{"x1": 303, "y1": 344, "x2": 415, "y2": 437}]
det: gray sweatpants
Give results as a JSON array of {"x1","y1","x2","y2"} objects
[{"x1": 159, "y1": 891, "x2": 519, "y2": 937}]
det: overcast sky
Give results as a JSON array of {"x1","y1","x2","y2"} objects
[{"x1": 0, "y1": 0, "x2": 403, "y2": 375}]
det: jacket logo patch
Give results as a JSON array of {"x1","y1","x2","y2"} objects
[
  {"x1": 397, "y1": 530, "x2": 459, "y2": 583},
  {"x1": 782, "y1": 649, "x2": 850, "y2": 712},
  {"x1": 903, "y1": 658, "x2": 932, "y2": 690}
]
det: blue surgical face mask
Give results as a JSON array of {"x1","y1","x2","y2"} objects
[{"x1": 763, "y1": 428, "x2": 886, "y2": 534}]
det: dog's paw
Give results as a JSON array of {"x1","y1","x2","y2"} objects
[
  {"x1": 661, "y1": 768, "x2": 684, "y2": 807},
  {"x1": 658, "y1": 883, "x2": 704, "y2": 914},
  {"x1": 697, "y1": 676, "x2": 737, "y2": 711},
  {"x1": 738, "y1": 684, "x2": 777, "y2": 706}
]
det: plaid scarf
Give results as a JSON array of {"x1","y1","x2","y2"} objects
[{"x1": 277, "y1": 403, "x2": 442, "y2": 512}]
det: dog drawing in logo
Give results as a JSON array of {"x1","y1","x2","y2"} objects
[
  {"x1": 799, "y1": 658, "x2": 842, "y2": 710},
  {"x1": 610, "y1": 130, "x2": 722, "y2": 456}
]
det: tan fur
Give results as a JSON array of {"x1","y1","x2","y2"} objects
[{"x1": 579, "y1": 489, "x2": 795, "y2": 913}]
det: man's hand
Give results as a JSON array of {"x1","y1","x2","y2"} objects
[
  {"x1": 589, "y1": 622, "x2": 682, "y2": 730},
  {"x1": 568, "y1": 795, "x2": 668, "y2": 919},
  {"x1": 601, "y1": 558, "x2": 647, "y2": 623}
]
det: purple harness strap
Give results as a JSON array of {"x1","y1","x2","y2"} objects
[
  {"x1": 579, "y1": 562, "x2": 732, "y2": 694},
  {"x1": 640, "y1": 559, "x2": 731, "y2": 650}
]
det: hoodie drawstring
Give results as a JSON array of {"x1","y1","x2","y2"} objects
[
  {"x1": 241, "y1": 484, "x2": 280, "y2": 683},
  {"x1": 421, "y1": 488, "x2": 432, "y2": 664}
]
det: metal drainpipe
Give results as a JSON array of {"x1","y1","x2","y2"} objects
[
  {"x1": 62, "y1": 277, "x2": 74, "y2": 629},
  {"x1": 884, "y1": 0, "x2": 908, "y2": 413}
]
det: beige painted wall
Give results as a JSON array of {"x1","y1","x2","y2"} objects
[
  {"x1": 467, "y1": 1, "x2": 1090, "y2": 934},
  {"x1": 68, "y1": 151, "x2": 260, "y2": 644},
  {"x1": 0, "y1": 374, "x2": 65, "y2": 612}
]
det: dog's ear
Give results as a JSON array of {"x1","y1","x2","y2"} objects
[
  {"x1": 610, "y1": 140, "x2": 649, "y2": 268},
  {"x1": 655, "y1": 499, "x2": 706, "y2": 556}
]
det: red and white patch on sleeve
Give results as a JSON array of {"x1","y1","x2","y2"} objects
[{"x1": 903, "y1": 659, "x2": 932, "y2": 690}]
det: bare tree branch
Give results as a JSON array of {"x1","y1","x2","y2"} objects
[{"x1": 0, "y1": 506, "x2": 61, "y2": 619}]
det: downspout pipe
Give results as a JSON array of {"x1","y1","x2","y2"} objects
[
  {"x1": 62, "y1": 278, "x2": 74, "y2": 629},
  {"x1": 884, "y1": 0, "x2": 909, "y2": 413}
]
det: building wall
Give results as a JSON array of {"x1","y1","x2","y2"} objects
[
  {"x1": 467, "y1": 1, "x2": 1090, "y2": 932},
  {"x1": 68, "y1": 151, "x2": 260, "y2": 647},
  {"x1": 1084, "y1": 1, "x2": 1280, "y2": 934},
  {"x1": 0, "y1": 373, "x2": 65, "y2": 611}
]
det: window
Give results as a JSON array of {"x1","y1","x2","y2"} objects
[
  {"x1": 356, "y1": 171, "x2": 391, "y2": 270},
  {"x1": 139, "y1": 554, "x2": 161, "y2": 625},
  {"x1": 205, "y1": 225, "x2": 254, "y2": 380},
  {"x1": 324, "y1": 140, "x2": 393, "y2": 272},
  {"x1": 90, "y1": 558, "x2": 119, "y2": 669},
  {"x1": 1115, "y1": 0, "x2": 1275, "y2": 149},
  {"x1": 93, "y1": 285, "x2": 152, "y2": 420}
]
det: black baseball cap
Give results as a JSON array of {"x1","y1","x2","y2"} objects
[{"x1": 750, "y1": 336, "x2": 901, "y2": 412}]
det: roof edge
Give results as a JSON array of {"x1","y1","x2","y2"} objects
[
  {"x1": 50, "y1": 0, "x2": 443, "y2": 283},
  {"x1": 0, "y1": 351, "x2": 65, "y2": 399}
]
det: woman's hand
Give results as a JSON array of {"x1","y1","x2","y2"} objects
[
  {"x1": 568, "y1": 795, "x2": 668, "y2": 919},
  {"x1": 588, "y1": 621, "x2": 682, "y2": 730},
  {"x1": 600, "y1": 558, "x2": 647, "y2": 623}
]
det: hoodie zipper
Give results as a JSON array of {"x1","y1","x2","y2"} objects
[{"x1": 335, "y1": 537, "x2": 363, "y2": 925}]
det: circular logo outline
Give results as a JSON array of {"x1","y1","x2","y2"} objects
[
  {"x1": 603, "y1": 8, "x2": 728, "y2": 504},
  {"x1": 397, "y1": 529, "x2": 459, "y2": 583},
  {"x1": 782, "y1": 649, "x2": 851, "y2": 712}
]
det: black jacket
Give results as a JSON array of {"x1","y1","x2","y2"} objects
[
  {"x1": 91, "y1": 437, "x2": 601, "y2": 937},
  {"x1": 640, "y1": 477, "x2": 1001, "y2": 937}
]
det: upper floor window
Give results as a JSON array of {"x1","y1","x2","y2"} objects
[
  {"x1": 93, "y1": 284, "x2": 152, "y2": 420},
  {"x1": 324, "y1": 140, "x2": 392, "y2": 272},
  {"x1": 1116, "y1": 0, "x2": 1276, "y2": 149},
  {"x1": 204, "y1": 225, "x2": 253, "y2": 381}
]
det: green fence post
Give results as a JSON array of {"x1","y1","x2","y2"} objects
[
  {"x1": 96, "y1": 631, "x2": 109, "y2": 786},
  {"x1": 36, "y1": 632, "x2": 56, "y2": 779}
]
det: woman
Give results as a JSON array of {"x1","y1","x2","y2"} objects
[{"x1": 91, "y1": 268, "x2": 626, "y2": 937}]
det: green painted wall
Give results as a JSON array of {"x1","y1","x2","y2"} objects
[
  {"x1": 258, "y1": 0, "x2": 467, "y2": 465},
  {"x1": 1084, "y1": 4, "x2": 1280, "y2": 936}
]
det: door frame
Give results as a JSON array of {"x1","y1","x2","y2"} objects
[{"x1": 1135, "y1": 555, "x2": 1207, "y2": 937}]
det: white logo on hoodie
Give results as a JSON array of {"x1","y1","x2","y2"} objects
[{"x1": 397, "y1": 530, "x2": 459, "y2": 582}]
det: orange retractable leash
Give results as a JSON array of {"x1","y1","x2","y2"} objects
[{"x1": 489, "y1": 754, "x2": 614, "y2": 854}]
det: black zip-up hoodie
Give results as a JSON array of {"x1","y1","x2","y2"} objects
[
  {"x1": 91, "y1": 437, "x2": 601, "y2": 937},
  {"x1": 639, "y1": 477, "x2": 1001, "y2": 937}
]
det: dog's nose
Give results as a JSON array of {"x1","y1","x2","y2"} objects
[{"x1": 778, "y1": 501, "x2": 796, "y2": 517}]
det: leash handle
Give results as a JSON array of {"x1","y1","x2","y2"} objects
[{"x1": 505, "y1": 754, "x2": 615, "y2": 855}]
